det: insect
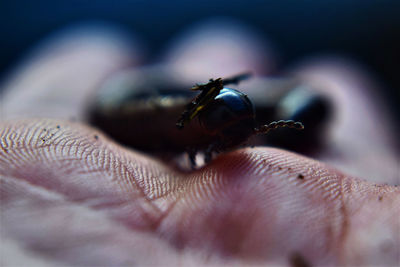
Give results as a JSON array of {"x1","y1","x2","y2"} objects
[
  {"x1": 88, "y1": 66, "x2": 331, "y2": 168},
  {"x1": 175, "y1": 73, "x2": 304, "y2": 166}
]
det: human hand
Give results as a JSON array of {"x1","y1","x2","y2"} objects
[{"x1": 1, "y1": 22, "x2": 399, "y2": 266}]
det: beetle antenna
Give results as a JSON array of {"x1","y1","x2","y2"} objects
[
  {"x1": 222, "y1": 72, "x2": 252, "y2": 86},
  {"x1": 254, "y1": 120, "x2": 304, "y2": 134}
]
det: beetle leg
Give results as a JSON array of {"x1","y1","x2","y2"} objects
[
  {"x1": 204, "y1": 141, "x2": 220, "y2": 164},
  {"x1": 204, "y1": 148, "x2": 213, "y2": 164},
  {"x1": 187, "y1": 148, "x2": 197, "y2": 169}
]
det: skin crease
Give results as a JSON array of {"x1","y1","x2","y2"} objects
[{"x1": 1, "y1": 23, "x2": 399, "y2": 266}]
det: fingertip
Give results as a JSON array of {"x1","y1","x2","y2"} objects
[
  {"x1": 289, "y1": 57, "x2": 395, "y2": 141},
  {"x1": 1, "y1": 23, "x2": 144, "y2": 121},
  {"x1": 166, "y1": 147, "x2": 399, "y2": 264},
  {"x1": 288, "y1": 57, "x2": 399, "y2": 184},
  {"x1": 163, "y1": 147, "x2": 346, "y2": 262},
  {"x1": 162, "y1": 17, "x2": 277, "y2": 82}
]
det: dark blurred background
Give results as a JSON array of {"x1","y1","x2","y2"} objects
[{"x1": 1, "y1": 0, "x2": 399, "y2": 118}]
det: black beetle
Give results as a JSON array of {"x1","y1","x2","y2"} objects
[
  {"x1": 175, "y1": 74, "x2": 304, "y2": 166},
  {"x1": 87, "y1": 66, "x2": 331, "y2": 167}
]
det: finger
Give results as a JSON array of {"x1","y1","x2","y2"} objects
[
  {"x1": 289, "y1": 57, "x2": 399, "y2": 185},
  {"x1": 1, "y1": 119, "x2": 398, "y2": 266},
  {"x1": 162, "y1": 18, "x2": 276, "y2": 83},
  {"x1": 0, "y1": 119, "x2": 201, "y2": 266},
  {"x1": 0, "y1": 24, "x2": 142, "y2": 121}
]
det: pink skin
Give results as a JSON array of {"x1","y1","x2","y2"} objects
[{"x1": 1, "y1": 23, "x2": 399, "y2": 266}]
